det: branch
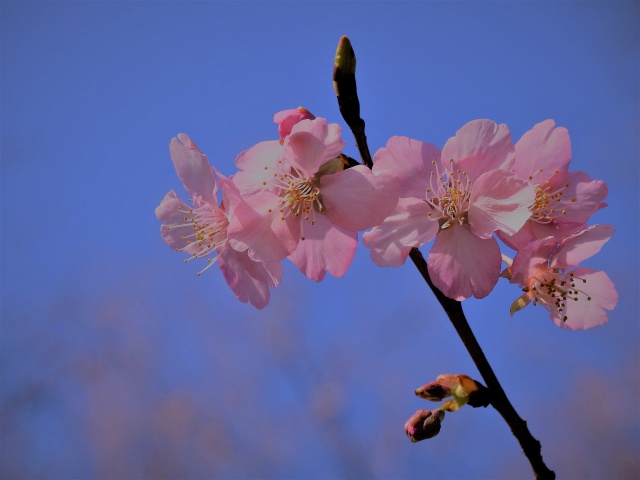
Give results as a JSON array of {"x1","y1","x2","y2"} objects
[
  {"x1": 332, "y1": 36, "x2": 373, "y2": 169},
  {"x1": 333, "y1": 35, "x2": 555, "y2": 480}
]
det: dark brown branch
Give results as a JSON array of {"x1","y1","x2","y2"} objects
[
  {"x1": 332, "y1": 35, "x2": 555, "y2": 480},
  {"x1": 333, "y1": 36, "x2": 373, "y2": 169},
  {"x1": 408, "y1": 250, "x2": 554, "y2": 480}
]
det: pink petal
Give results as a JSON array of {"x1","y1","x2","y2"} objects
[
  {"x1": 321, "y1": 165, "x2": 399, "y2": 231},
  {"x1": 427, "y1": 224, "x2": 502, "y2": 300},
  {"x1": 226, "y1": 191, "x2": 300, "y2": 262},
  {"x1": 169, "y1": 134, "x2": 217, "y2": 206},
  {"x1": 287, "y1": 213, "x2": 358, "y2": 282},
  {"x1": 155, "y1": 191, "x2": 202, "y2": 256},
  {"x1": 469, "y1": 169, "x2": 535, "y2": 239},
  {"x1": 284, "y1": 118, "x2": 345, "y2": 177},
  {"x1": 550, "y1": 267, "x2": 617, "y2": 330},
  {"x1": 550, "y1": 224, "x2": 614, "y2": 269},
  {"x1": 232, "y1": 248, "x2": 282, "y2": 288},
  {"x1": 218, "y1": 246, "x2": 271, "y2": 309},
  {"x1": 362, "y1": 197, "x2": 439, "y2": 267},
  {"x1": 552, "y1": 170, "x2": 608, "y2": 225},
  {"x1": 441, "y1": 119, "x2": 514, "y2": 182},
  {"x1": 233, "y1": 140, "x2": 286, "y2": 196},
  {"x1": 372, "y1": 136, "x2": 441, "y2": 199},
  {"x1": 508, "y1": 237, "x2": 558, "y2": 285},
  {"x1": 500, "y1": 220, "x2": 567, "y2": 251},
  {"x1": 274, "y1": 107, "x2": 315, "y2": 142},
  {"x1": 513, "y1": 119, "x2": 571, "y2": 181},
  {"x1": 213, "y1": 169, "x2": 242, "y2": 216}
]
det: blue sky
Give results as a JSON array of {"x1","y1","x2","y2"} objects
[{"x1": 2, "y1": 1, "x2": 639, "y2": 478}]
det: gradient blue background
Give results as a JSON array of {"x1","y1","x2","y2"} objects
[{"x1": 2, "y1": 1, "x2": 638, "y2": 478}]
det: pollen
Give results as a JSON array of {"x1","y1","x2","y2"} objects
[
  {"x1": 527, "y1": 266, "x2": 592, "y2": 323},
  {"x1": 530, "y1": 173, "x2": 571, "y2": 224},
  {"x1": 169, "y1": 204, "x2": 229, "y2": 276},
  {"x1": 269, "y1": 164, "x2": 325, "y2": 227},
  {"x1": 424, "y1": 164, "x2": 472, "y2": 231}
]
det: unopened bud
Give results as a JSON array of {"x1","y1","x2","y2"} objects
[
  {"x1": 332, "y1": 36, "x2": 361, "y2": 130},
  {"x1": 417, "y1": 374, "x2": 489, "y2": 411},
  {"x1": 333, "y1": 36, "x2": 356, "y2": 95},
  {"x1": 274, "y1": 107, "x2": 316, "y2": 143},
  {"x1": 404, "y1": 409, "x2": 445, "y2": 442},
  {"x1": 415, "y1": 381, "x2": 450, "y2": 401}
]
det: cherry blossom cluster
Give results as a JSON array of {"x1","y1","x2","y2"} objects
[
  {"x1": 156, "y1": 108, "x2": 396, "y2": 309},
  {"x1": 156, "y1": 108, "x2": 617, "y2": 328},
  {"x1": 362, "y1": 118, "x2": 617, "y2": 330}
]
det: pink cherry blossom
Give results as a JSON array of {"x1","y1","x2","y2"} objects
[
  {"x1": 504, "y1": 224, "x2": 617, "y2": 330},
  {"x1": 500, "y1": 120, "x2": 608, "y2": 250},
  {"x1": 274, "y1": 107, "x2": 316, "y2": 143},
  {"x1": 228, "y1": 117, "x2": 398, "y2": 281},
  {"x1": 363, "y1": 120, "x2": 535, "y2": 300},
  {"x1": 156, "y1": 134, "x2": 282, "y2": 309}
]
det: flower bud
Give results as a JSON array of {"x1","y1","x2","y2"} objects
[
  {"x1": 415, "y1": 381, "x2": 450, "y2": 401},
  {"x1": 273, "y1": 107, "x2": 315, "y2": 144},
  {"x1": 332, "y1": 36, "x2": 361, "y2": 130},
  {"x1": 404, "y1": 409, "x2": 445, "y2": 442},
  {"x1": 333, "y1": 36, "x2": 356, "y2": 95}
]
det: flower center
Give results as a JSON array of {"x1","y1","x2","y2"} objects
[
  {"x1": 262, "y1": 160, "x2": 327, "y2": 241},
  {"x1": 529, "y1": 170, "x2": 575, "y2": 224},
  {"x1": 175, "y1": 204, "x2": 229, "y2": 275},
  {"x1": 525, "y1": 267, "x2": 591, "y2": 322},
  {"x1": 425, "y1": 160, "x2": 472, "y2": 230}
]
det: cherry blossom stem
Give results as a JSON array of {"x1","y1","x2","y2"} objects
[
  {"x1": 333, "y1": 35, "x2": 555, "y2": 480},
  {"x1": 408, "y1": 249, "x2": 555, "y2": 480}
]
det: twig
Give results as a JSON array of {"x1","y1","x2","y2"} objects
[
  {"x1": 332, "y1": 36, "x2": 373, "y2": 169},
  {"x1": 333, "y1": 35, "x2": 555, "y2": 480}
]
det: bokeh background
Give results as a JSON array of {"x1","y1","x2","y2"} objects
[{"x1": 2, "y1": 1, "x2": 638, "y2": 479}]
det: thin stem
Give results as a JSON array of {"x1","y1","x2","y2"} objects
[
  {"x1": 408, "y1": 249, "x2": 554, "y2": 480},
  {"x1": 333, "y1": 35, "x2": 555, "y2": 480}
]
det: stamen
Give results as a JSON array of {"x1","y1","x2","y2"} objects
[
  {"x1": 527, "y1": 267, "x2": 592, "y2": 323},
  {"x1": 423, "y1": 162, "x2": 472, "y2": 230},
  {"x1": 530, "y1": 172, "x2": 571, "y2": 224}
]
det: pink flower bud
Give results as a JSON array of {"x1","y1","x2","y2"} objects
[
  {"x1": 273, "y1": 107, "x2": 315, "y2": 143},
  {"x1": 404, "y1": 409, "x2": 445, "y2": 442},
  {"x1": 415, "y1": 381, "x2": 450, "y2": 401}
]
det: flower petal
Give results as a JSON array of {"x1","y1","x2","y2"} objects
[
  {"x1": 469, "y1": 169, "x2": 535, "y2": 238},
  {"x1": 287, "y1": 213, "x2": 358, "y2": 281},
  {"x1": 372, "y1": 136, "x2": 440, "y2": 199},
  {"x1": 427, "y1": 225, "x2": 501, "y2": 300},
  {"x1": 497, "y1": 219, "x2": 584, "y2": 252},
  {"x1": 226, "y1": 191, "x2": 300, "y2": 262},
  {"x1": 284, "y1": 118, "x2": 345, "y2": 177},
  {"x1": 169, "y1": 134, "x2": 217, "y2": 206},
  {"x1": 550, "y1": 267, "x2": 617, "y2": 330},
  {"x1": 155, "y1": 191, "x2": 201, "y2": 256},
  {"x1": 441, "y1": 119, "x2": 514, "y2": 181},
  {"x1": 362, "y1": 197, "x2": 438, "y2": 267},
  {"x1": 550, "y1": 224, "x2": 614, "y2": 269},
  {"x1": 513, "y1": 119, "x2": 571, "y2": 182},
  {"x1": 274, "y1": 107, "x2": 315, "y2": 142},
  {"x1": 218, "y1": 246, "x2": 271, "y2": 309},
  {"x1": 232, "y1": 248, "x2": 282, "y2": 288},
  {"x1": 321, "y1": 165, "x2": 399, "y2": 231},
  {"x1": 233, "y1": 140, "x2": 286, "y2": 196},
  {"x1": 508, "y1": 237, "x2": 558, "y2": 285},
  {"x1": 553, "y1": 170, "x2": 608, "y2": 225}
]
